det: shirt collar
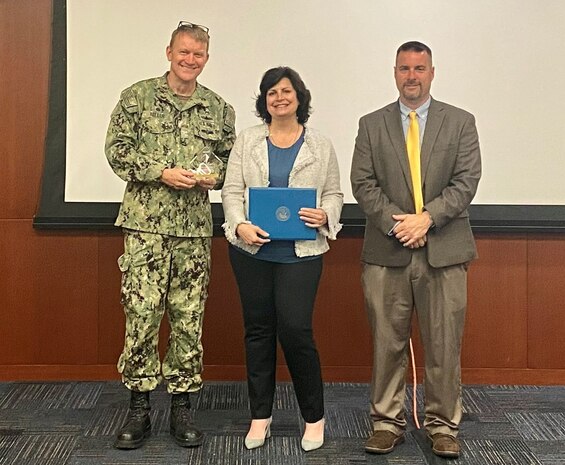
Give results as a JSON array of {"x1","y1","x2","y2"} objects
[{"x1": 399, "y1": 97, "x2": 431, "y2": 120}]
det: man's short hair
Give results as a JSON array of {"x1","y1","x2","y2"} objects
[
  {"x1": 396, "y1": 41, "x2": 432, "y2": 60},
  {"x1": 170, "y1": 24, "x2": 210, "y2": 51}
]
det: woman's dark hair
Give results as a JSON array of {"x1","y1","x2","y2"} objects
[{"x1": 255, "y1": 67, "x2": 312, "y2": 124}]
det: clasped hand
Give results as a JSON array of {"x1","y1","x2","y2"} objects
[{"x1": 392, "y1": 212, "x2": 432, "y2": 249}]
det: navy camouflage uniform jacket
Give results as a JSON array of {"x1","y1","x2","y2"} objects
[{"x1": 105, "y1": 74, "x2": 236, "y2": 238}]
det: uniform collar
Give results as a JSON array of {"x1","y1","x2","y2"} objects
[{"x1": 156, "y1": 73, "x2": 210, "y2": 109}]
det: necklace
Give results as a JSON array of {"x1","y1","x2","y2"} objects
[{"x1": 268, "y1": 124, "x2": 301, "y2": 148}]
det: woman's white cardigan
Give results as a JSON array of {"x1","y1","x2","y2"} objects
[{"x1": 221, "y1": 124, "x2": 343, "y2": 256}]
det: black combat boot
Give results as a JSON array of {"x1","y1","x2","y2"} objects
[
  {"x1": 114, "y1": 390, "x2": 151, "y2": 449},
  {"x1": 170, "y1": 393, "x2": 203, "y2": 447}
]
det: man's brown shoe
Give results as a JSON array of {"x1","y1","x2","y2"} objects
[
  {"x1": 429, "y1": 433, "x2": 460, "y2": 458},
  {"x1": 365, "y1": 430, "x2": 405, "y2": 454}
]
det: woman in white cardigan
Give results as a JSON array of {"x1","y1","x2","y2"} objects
[{"x1": 222, "y1": 67, "x2": 343, "y2": 452}]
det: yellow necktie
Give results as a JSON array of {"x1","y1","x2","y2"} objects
[{"x1": 407, "y1": 111, "x2": 423, "y2": 213}]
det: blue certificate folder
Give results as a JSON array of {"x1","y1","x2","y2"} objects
[{"x1": 248, "y1": 187, "x2": 317, "y2": 240}]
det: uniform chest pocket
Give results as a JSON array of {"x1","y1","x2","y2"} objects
[
  {"x1": 193, "y1": 111, "x2": 221, "y2": 141},
  {"x1": 194, "y1": 124, "x2": 221, "y2": 141}
]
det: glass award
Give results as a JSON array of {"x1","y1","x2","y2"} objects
[{"x1": 189, "y1": 148, "x2": 222, "y2": 181}]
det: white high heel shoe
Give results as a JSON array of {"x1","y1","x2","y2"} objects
[
  {"x1": 244, "y1": 417, "x2": 272, "y2": 449},
  {"x1": 301, "y1": 418, "x2": 325, "y2": 451}
]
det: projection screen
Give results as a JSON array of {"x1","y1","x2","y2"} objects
[{"x1": 34, "y1": 0, "x2": 565, "y2": 231}]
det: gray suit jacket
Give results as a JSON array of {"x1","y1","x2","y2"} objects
[{"x1": 350, "y1": 98, "x2": 481, "y2": 268}]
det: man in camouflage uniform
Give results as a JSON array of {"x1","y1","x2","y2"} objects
[{"x1": 105, "y1": 22, "x2": 235, "y2": 450}]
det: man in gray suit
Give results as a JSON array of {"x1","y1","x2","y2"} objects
[{"x1": 350, "y1": 41, "x2": 481, "y2": 458}]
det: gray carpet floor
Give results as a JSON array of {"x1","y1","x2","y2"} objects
[{"x1": 0, "y1": 381, "x2": 563, "y2": 464}]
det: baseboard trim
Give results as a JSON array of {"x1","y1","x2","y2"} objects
[{"x1": 0, "y1": 365, "x2": 564, "y2": 385}]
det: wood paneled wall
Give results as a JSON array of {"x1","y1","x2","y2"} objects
[{"x1": 1, "y1": 0, "x2": 564, "y2": 384}]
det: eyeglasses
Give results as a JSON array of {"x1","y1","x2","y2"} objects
[{"x1": 177, "y1": 21, "x2": 209, "y2": 35}]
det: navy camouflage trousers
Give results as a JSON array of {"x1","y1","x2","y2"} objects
[{"x1": 117, "y1": 229, "x2": 211, "y2": 393}]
